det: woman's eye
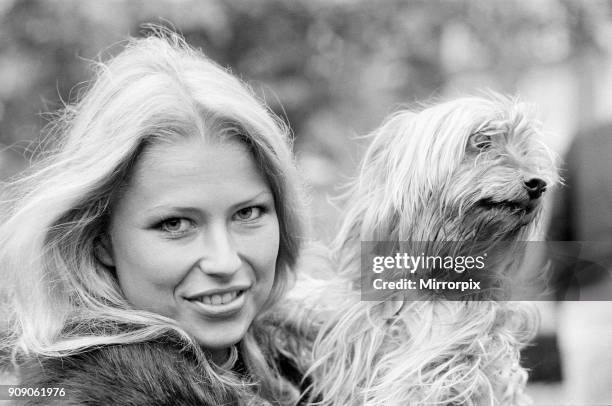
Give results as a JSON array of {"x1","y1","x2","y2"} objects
[
  {"x1": 159, "y1": 218, "x2": 193, "y2": 235},
  {"x1": 234, "y1": 206, "x2": 263, "y2": 222},
  {"x1": 469, "y1": 132, "x2": 492, "y2": 151}
]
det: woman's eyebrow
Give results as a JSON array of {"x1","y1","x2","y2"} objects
[
  {"x1": 230, "y1": 190, "x2": 274, "y2": 209},
  {"x1": 143, "y1": 191, "x2": 274, "y2": 214},
  {"x1": 143, "y1": 205, "x2": 202, "y2": 216}
]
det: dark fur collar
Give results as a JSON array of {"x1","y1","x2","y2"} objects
[{"x1": 18, "y1": 334, "x2": 242, "y2": 405}]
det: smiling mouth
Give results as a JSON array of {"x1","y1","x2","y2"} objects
[{"x1": 189, "y1": 289, "x2": 247, "y2": 306}]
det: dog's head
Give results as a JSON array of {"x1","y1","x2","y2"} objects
[{"x1": 338, "y1": 94, "x2": 558, "y2": 249}]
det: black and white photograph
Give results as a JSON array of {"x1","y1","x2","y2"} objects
[{"x1": 1, "y1": 1, "x2": 612, "y2": 405}]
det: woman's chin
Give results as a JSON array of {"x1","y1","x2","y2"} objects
[{"x1": 186, "y1": 318, "x2": 251, "y2": 354}]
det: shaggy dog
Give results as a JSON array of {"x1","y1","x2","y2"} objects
[{"x1": 288, "y1": 95, "x2": 557, "y2": 406}]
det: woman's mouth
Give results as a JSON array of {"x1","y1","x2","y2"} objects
[
  {"x1": 185, "y1": 288, "x2": 248, "y2": 318},
  {"x1": 191, "y1": 289, "x2": 244, "y2": 305}
]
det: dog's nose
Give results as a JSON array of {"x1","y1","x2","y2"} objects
[{"x1": 524, "y1": 178, "x2": 547, "y2": 199}]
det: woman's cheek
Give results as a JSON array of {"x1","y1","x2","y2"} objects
[
  {"x1": 251, "y1": 226, "x2": 280, "y2": 292},
  {"x1": 115, "y1": 239, "x2": 188, "y2": 317},
  {"x1": 119, "y1": 233, "x2": 191, "y2": 285},
  {"x1": 246, "y1": 224, "x2": 280, "y2": 267}
]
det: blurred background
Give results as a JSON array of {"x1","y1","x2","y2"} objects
[{"x1": 1, "y1": 0, "x2": 612, "y2": 403}]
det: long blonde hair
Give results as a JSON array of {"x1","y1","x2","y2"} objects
[{"x1": 0, "y1": 30, "x2": 306, "y2": 404}]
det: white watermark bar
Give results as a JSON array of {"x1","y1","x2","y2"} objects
[{"x1": 360, "y1": 241, "x2": 612, "y2": 301}]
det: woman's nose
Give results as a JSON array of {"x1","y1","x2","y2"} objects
[{"x1": 197, "y1": 226, "x2": 241, "y2": 276}]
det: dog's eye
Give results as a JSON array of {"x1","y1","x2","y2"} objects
[{"x1": 468, "y1": 132, "x2": 492, "y2": 151}]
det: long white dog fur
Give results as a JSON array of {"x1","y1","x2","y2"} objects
[{"x1": 281, "y1": 94, "x2": 557, "y2": 406}]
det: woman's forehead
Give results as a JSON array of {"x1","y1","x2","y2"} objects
[
  {"x1": 138, "y1": 136, "x2": 249, "y2": 174},
  {"x1": 122, "y1": 136, "x2": 270, "y2": 206}
]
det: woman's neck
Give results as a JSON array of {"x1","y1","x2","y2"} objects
[{"x1": 207, "y1": 348, "x2": 231, "y2": 365}]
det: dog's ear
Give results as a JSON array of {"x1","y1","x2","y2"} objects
[{"x1": 94, "y1": 234, "x2": 115, "y2": 267}]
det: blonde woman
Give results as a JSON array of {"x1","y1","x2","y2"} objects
[{"x1": 0, "y1": 31, "x2": 309, "y2": 405}]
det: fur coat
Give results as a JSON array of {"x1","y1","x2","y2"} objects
[{"x1": 15, "y1": 331, "x2": 308, "y2": 406}]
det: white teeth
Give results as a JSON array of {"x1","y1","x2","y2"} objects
[{"x1": 195, "y1": 290, "x2": 241, "y2": 306}]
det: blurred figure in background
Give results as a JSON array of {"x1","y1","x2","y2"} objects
[{"x1": 548, "y1": 122, "x2": 612, "y2": 404}]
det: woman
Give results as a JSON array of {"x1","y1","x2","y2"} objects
[{"x1": 0, "y1": 31, "x2": 308, "y2": 405}]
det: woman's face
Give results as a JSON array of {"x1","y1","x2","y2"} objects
[{"x1": 100, "y1": 135, "x2": 279, "y2": 358}]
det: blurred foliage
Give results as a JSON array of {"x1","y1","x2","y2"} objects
[
  {"x1": 1, "y1": 0, "x2": 611, "y2": 236},
  {"x1": 1, "y1": 0, "x2": 611, "y2": 147}
]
